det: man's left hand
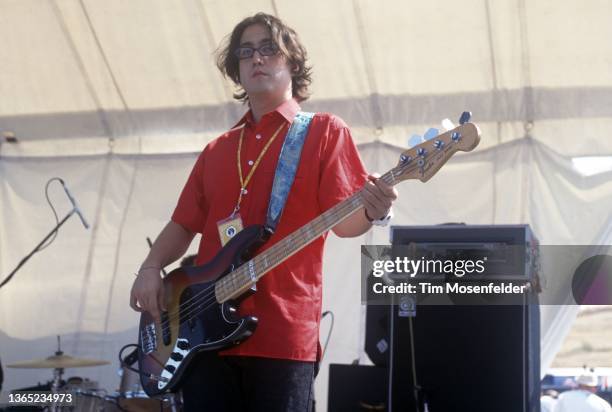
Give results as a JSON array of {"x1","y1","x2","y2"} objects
[{"x1": 362, "y1": 173, "x2": 398, "y2": 221}]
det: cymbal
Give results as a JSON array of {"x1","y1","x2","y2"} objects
[{"x1": 7, "y1": 354, "x2": 110, "y2": 369}]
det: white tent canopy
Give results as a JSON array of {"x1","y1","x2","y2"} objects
[
  {"x1": 1, "y1": 0, "x2": 611, "y2": 155},
  {"x1": 1, "y1": 1, "x2": 611, "y2": 410}
]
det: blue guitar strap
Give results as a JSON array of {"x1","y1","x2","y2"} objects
[{"x1": 265, "y1": 111, "x2": 315, "y2": 233}]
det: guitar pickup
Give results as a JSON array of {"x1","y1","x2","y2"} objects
[{"x1": 141, "y1": 323, "x2": 157, "y2": 355}]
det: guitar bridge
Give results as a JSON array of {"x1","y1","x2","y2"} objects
[{"x1": 141, "y1": 323, "x2": 157, "y2": 355}]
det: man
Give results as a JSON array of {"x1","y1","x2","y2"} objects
[
  {"x1": 130, "y1": 12, "x2": 397, "y2": 412},
  {"x1": 555, "y1": 371, "x2": 612, "y2": 412}
]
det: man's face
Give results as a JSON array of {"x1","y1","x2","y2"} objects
[{"x1": 238, "y1": 24, "x2": 293, "y2": 100}]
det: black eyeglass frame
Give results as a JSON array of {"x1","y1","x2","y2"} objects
[{"x1": 233, "y1": 43, "x2": 280, "y2": 60}]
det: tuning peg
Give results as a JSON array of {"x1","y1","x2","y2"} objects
[
  {"x1": 423, "y1": 128, "x2": 439, "y2": 140},
  {"x1": 399, "y1": 154, "x2": 412, "y2": 164},
  {"x1": 441, "y1": 118, "x2": 455, "y2": 131},
  {"x1": 459, "y1": 111, "x2": 472, "y2": 125},
  {"x1": 408, "y1": 134, "x2": 423, "y2": 148}
]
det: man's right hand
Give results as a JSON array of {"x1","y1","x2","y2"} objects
[
  {"x1": 130, "y1": 267, "x2": 166, "y2": 324},
  {"x1": 128, "y1": 221, "x2": 196, "y2": 323}
]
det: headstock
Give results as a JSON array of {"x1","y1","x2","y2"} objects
[{"x1": 390, "y1": 113, "x2": 481, "y2": 183}]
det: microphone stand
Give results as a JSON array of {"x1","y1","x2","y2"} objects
[{"x1": 0, "y1": 207, "x2": 80, "y2": 290}]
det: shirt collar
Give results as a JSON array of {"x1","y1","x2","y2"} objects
[{"x1": 232, "y1": 98, "x2": 301, "y2": 129}]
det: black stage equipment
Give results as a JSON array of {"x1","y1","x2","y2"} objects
[{"x1": 365, "y1": 224, "x2": 541, "y2": 412}]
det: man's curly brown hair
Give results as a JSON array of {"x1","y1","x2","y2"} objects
[{"x1": 216, "y1": 13, "x2": 312, "y2": 103}]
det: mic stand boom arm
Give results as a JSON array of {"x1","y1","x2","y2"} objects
[{"x1": 0, "y1": 207, "x2": 80, "y2": 290}]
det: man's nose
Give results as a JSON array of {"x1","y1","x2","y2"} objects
[{"x1": 252, "y1": 50, "x2": 264, "y2": 63}]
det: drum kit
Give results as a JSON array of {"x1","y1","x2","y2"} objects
[{"x1": 6, "y1": 337, "x2": 179, "y2": 411}]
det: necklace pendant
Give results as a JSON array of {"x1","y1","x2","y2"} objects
[{"x1": 217, "y1": 213, "x2": 244, "y2": 247}]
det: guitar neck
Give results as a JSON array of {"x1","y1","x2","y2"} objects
[
  {"x1": 214, "y1": 170, "x2": 398, "y2": 303},
  {"x1": 214, "y1": 120, "x2": 482, "y2": 302}
]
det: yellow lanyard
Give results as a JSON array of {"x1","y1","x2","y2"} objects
[{"x1": 232, "y1": 122, "x2": 286, "y2": 216}]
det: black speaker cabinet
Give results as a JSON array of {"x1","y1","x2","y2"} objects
[
  {"x1": 367, "y1": 225, "x2": 541, "y2": 412},
  {"x1": 389, "y1": 304, "x2": 540, "y2": 412}
]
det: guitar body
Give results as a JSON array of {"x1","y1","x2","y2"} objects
[{"x1": 137, "y1": 225, "x2": 267, "y2": 396}]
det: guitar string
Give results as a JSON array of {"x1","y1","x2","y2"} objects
[
  {"x1": 140, "y1": 187, "x2": 368, "y2": 352},
  {"x1": 157, "y1": 188, "x2": 371, "y2": 336},
  {"x1": 154, "y1": 184, "x2": 372, "y2": 333},
  {"x1": 155, "y1": 154, "x2": 434, "y2": 335},
  {"x1": 152, "y1": 165, "x2": 401, "y2": 334},
  {"x1": 156, "y1": 132, "x2": 471, "y2": 335},
  {"x1": 153, "y1": 156, "x2": 417, "y2": 334},
  {"x1": 142, "y1": 187, "x2": 367, "y2": 347}
]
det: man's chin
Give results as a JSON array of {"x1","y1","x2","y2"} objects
[{"x1": 245, "y1": 85, "x2": 274, "y2": 97}]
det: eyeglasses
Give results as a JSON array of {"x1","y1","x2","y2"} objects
[{"x1": 233, "y1": 43, "x2": 279, "y2": 60}]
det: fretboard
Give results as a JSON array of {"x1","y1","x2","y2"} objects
[{"x1": 214, "y1": 170, "x2": 398, "y2": 303}]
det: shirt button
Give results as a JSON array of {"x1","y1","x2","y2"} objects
[
  {"x1": 242, "y1": 189, "x2": 248, "y2": 195},
  {"x1": 255, "y1": 134, "x2": 262, "y2": 140},
  {"x1": 248, "y1": 160, "x2": 254, "y2": 166}
]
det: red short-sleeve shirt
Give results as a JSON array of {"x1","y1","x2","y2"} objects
[{"x1": 171, "y1": 99, "x2": 368, "y2": 361}]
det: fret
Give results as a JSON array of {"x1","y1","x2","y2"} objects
[
  {"x1": 238, "y1": 267, "x2": 250, "y2": 287},
  {"x1": 227, "y1": 273, "x2": 236, "y2": 291},
  {"x1": 225, "y1": 275, "x2": 234, "y2": 295},
  {"x1": 305, "y1": 226, "x2": 315, "y2": 240},
  {"x1": 214, "y1": 279, "x2": 226, "y2": 302},
  {"x1": 297, "y1": 226, "x2": 308, "y2": 243},
  {"x1": 254, "y1": 260, "x2": 265, "y2": 280},
  {"x1": 233, "y1": 271, "x2": 244, "y2": 293},
  {"x1": 320, "y1": 212, "x2": 331, "y2": 228}
]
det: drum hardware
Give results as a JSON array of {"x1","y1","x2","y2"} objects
[
  {"x1": 6, "y1": 337, "x2": 180, "y2": 411},
  {"x1": 6, "y1": 336, "x2": 109, "y2": 411}
]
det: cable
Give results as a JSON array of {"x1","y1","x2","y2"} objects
[
  {"x1": 389, "y1": 300, "x2": 422, "y2": 412},
  {"x1": 118, "y1": 344, "x2": 144, "y2": 376},
  {"x1": 320, "y1": 310, "x2": 335, "y2": 361},
  {"x1": 408, "y1": 316, "x2": 422, "y2": 412},
  {"x1": 38, "y1": 177, "x2": 63, "y2": 251},
  {"x1": 118, "y1": 343, "x2": 170, "y2": 388}
]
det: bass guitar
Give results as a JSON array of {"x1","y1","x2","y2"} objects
[{"x1": 136, "y1": 117, "x2": 481, "y2": 395}]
